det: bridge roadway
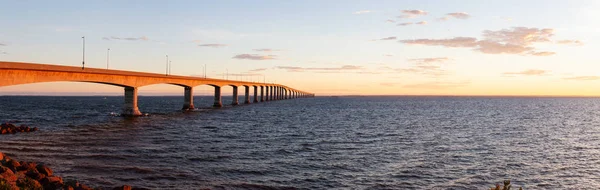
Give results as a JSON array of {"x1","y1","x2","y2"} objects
[{"x1": 0, "y1": 61, "x2": 314, "y2": 116}]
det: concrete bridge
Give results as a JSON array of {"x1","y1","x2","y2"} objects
[{"x1": 0, "y1": 61, "x2": 314, "y2": 116}]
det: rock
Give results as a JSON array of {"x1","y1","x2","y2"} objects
[
  {"x1": 32, "y1": 127, "x2": 39, "y2": 131},
  {"x1": 0, "y1": 152, "x2": 6, "y2": 161},
  {"x1": 17, "y1": 161, "x2": 36, "y2": 172},
  {"x1": 36, "y1": 164, "x2": 53, "y2": 176},
  {"x1": 5, "y1": 160, "x2": 20, "y2": 173},
  {"x1": 25, "y1": 170, "x2": 45, "y2": 181},
  {"x1": 16, "y1": 177, "x2": 42, "y2": 190},
  {"x1": 0, "y1": 166, "x2": 17, "y2": 184},
  {"x1": 77, "y1": 183, "x2": 93, "y2": 190},
  {"x1": 40, "y1": 176, "x2": 63, "y2": 190},
  {"x1": 113, "y1": 185, "x2": 132, "y2": 190}
]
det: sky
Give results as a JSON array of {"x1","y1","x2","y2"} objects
[{"x1": 1, "y1": 0, "x2": 600, "y2": 96}]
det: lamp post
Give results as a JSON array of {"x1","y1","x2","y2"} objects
[
  {"x1": 106, "y1": 48, "x2": 110, "y2": 69},
  {"x1": 169, "y1": 60, "x2": 172, "y2": 75},
  {"x1": 81, "y1": 36, "x2": 85, "y2": 70},
  {"x1": 165, "y1": 55, "x2": 169, "y2": 76}
]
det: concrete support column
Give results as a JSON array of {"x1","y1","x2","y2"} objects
[
  {"x1": 284, "y1": 89, "x2": 288, "y2": 99},
  {"x1": 260, "y1": 86, "x2": 265, "y2": 102},
  {"x1": 270, "y1": 86, "x2": 274, "y2": 101},
  {"x1": 265, "y1": 86, "x2": 269, "y2": 101},
  {"x1": 232, "y1": 86, "x2": 239, "y2": 105},
  {"x1": 122, "y1": 87, "x2": 142, "y2": 116},
  {"x1": 182, "y1": 86, "x2": 195, "y2": 110},
  {"x1": 244, "y1": 86, "x2": 251, "y2": 104},
  {"x1": 213, "y1": 86, "x2": 223, "y2": 107},
  {"x1": 253, "y1": 86, "x2": 259, "y2": 103},
  {"x1": 277, "y1": 87, "x2": 281, "y2": 100}
]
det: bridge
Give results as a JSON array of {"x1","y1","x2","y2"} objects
[{"x1": 0, "y1": 61, "x2": 315, "y2": 116}]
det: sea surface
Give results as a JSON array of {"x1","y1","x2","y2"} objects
[{"x1": 1, "y1": 96, "x2": 600, "y2": 189}]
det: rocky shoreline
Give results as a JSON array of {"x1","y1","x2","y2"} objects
[
  {"x1": 1, "y1": 123, "x2": 38, "y2": 135},
  {"x1": 1, "y1": 152, "x2": 144, "y2": 190}
]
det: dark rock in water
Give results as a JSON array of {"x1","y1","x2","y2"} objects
[
  {"x1": 113, "y1": 185, "x2": 132, "y2": 190},
  {"x1": 17, "y1": 161, "x2": 36, "y2": 172},
  {"x1": 32, "y1": 127, "x2": 38, "y2": 131},
  {"x1": 36, "y1": 164, "x2": 53, "y2": 176},
  {"x1": 25, "y1": 170, "x2": 46, "y2": 181},
  {"x1": 5, "y1": 160, "x2": 20, "y2": 173},
  {"x1": 0, "y1": 166, "x2": 17, "y2": 184},
  {"x1": 40, "y1": 176, "x2": 63, "y2": 190},
  {"x1": 16, "y1": 177, "x2": 43, "y2": 190}
]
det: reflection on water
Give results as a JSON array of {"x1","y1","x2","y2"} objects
[{"x1": 1, "y1": 96, "x2": 600, "y2": 189}]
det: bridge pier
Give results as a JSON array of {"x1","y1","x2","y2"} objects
[
  {"x1": 270, "y1": 86, "x2": 274, "y2": 101},
  {"x1": 232, "y1": 86, "x2": 239, "y2": 105},
  {"x1": 182, "y1": 86, "x2": 195, "y2": 110},
  {"x1": 122, "y1": 87, "x2": 142, "y2": 116},
  {"x1": 260, "y1": 86, "x2": 265, "y2": 102},
  {"x1": 244, "y1": 86, "x2": 251, "y2": 104},
  {"x1": 213, "y1": 86, "x2": 222, "y2": 108},
  {"x1": 253, "y1": 86, "x2": 259, "y2": 103}
]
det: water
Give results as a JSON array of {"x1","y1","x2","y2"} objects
[{"x1": 2, "y1": 96, "x2": 600, "y2": 189}]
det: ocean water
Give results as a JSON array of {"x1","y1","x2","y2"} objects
[{"x1": 1, "y1": 96, "x2": 600, "y2": 189}]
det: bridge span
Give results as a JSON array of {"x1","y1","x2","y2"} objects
[{"x1": 0, "y1": 61, "x2": 314, "y2": 116}]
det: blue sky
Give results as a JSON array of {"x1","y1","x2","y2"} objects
[{"x1": 1, "y1": 0, "x2": 599, "y2": 95}]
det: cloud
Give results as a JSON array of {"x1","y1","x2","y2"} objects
[
  {"x1": 403, "y1": 81, "x2": 469, "y2": 89},
  {"x1": 253, "y1": 48, "x2": 281, "y2": 52},
  {"x1": 437, "y1": 17, "x2": 450, "y2": 21},
  {"x1": 199, "y1": 44, "x2": 227, "y2": 48},
  {"x1": 191, "y1": 40, "x2": 202, "y2": 43},
  {"x1": 380, "y1": 36, "x2": 397, "y2": 40},
  {"x1": 446, "y1": 12, "x2": 471, "y2": 19},
  {"x1": 102, "y1": 36, "x2": 149, "y2": 41},
  {"x1": 353, "y1": 10, "x2": 372, "y2": 15},
  {"x1": 381, "y1": 82, "x2": 400, "y2": 87},
  {"x1": 563, "y1": 76, "x2": 600, "y2": 81},
  {"x1": 529, "y1": 51, "x2": 556, "y2": 56},
  {"x1": 399, "y1": 10, "x2": 428, "y2": 18},
  {"x1": 415, "y1": 21, "x2": 427, "y2": 25},
  {"x1": 0, "y1": 43, "x2": 6, "y2": 46},
  {"x1": 386, "y1": 19, "x2": 395, "y2": 23},
  {"x1": 399, "y1": 27, "x2": 571, "y2": 56},
  {"x1": 383, "y1": 54, "x2": 393, "y2": 57},
  {"x1": 408, "y1": 57, "x2": 450, "y2": 63},
  {"x1": 556, "y1": 40, "x2": 583, "y2": 46},
  {"x1": 232, "y1": 54, "x2": 276, "y2": 60},
  {"x1": 397, "y1": 22, "x2": 413, "y2": 26},
  {"x1": 276, "y1": 65, "x2": 362, "y2": 72},
  {"x1": 0, "y1": 51, "x2": 7, "y2": 55},
  {"x1": 248, "y1": 68, "x2": 267, "y2": 72},
  {"x1": 503, "y1": 69, "x2": 549, "y2": 76},
  {"x1": 400, "y1": 37, "x2": 479, "y2": 47}
]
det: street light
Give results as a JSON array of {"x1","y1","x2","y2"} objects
[
  {"x1": 106, "y1": 48, "x2": 110, "y2": 69},
  {"x1": 169, "y1": 60, "x2": 172, "y2": 75},
  {"x1": 81, "y1": 36, "x2": 85, "y2": 70},
  {"x1": 165, "y1": 55, "x2": 169, "y2": 76}
]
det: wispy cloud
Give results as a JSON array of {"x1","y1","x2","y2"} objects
[
  {"x1": 400, "y1": 27, "x2": 568, "y2": 56},
  {"x1": 503, "y1": 69, "x2": 549, "y2": 76},
  {"x1": 408, "y1": 57, "x2": 450, "y2": 63},
  {"x1": 383, "y1": 54, "x2": 393, "y2": 57},
  {"x1": 415, "y1": 21, "x2": 428, "y2": 25},
  {"x1": 102, "y1": 36, "x2": 149, "y2": 41},
  {"x1": 563, "y1": 76, "x2": 600, "y2": 81},
  {"x1": 0, "y1": 43, "x2": 5, "y2": 46},
  {"x1": 253, "y1": 48, "x2": 282, "y2": 52},
  {"x1": 446, "y1": 12, "x2": 471, "y2": 19},
  {"x1": 232, "y1": 54, "x2": 276, "y2": 60},
  {"x1": 397, "y1": 22, "x2": 413, "y2": 26},
  {"x1": 353, "y1": 10, "x2": 372, "y2": 15},
  {"x1": 277, "y1": 65, "x2": 362, "y2": 72},
  {"x1": 386, "y1": 19, "x2": 395, "y2": 23},
  {"x1": 379, "y1": 36, "x2": 397, "y2": 41},
  {"x1": 529, "y1": 51, "x2": 556, "y2": 56},
  {"x1": 248, "y1": 68, "x2": 267, "y2": 72},
  {"x1": 556, "y1": 40, "x2": 584, "y2": 46},
  {"x1": 199, "y1": 44, "x2": 227, "y2": 48},
  {"x1": 398, "y1": 10, "x2": 428, "y2": 18},
  {"x1": 403, "y1": 81, "x2": 469, "y2": 89},
  {"x1": 381, "y1": 82, "x2": 401, "y2": 87}
]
